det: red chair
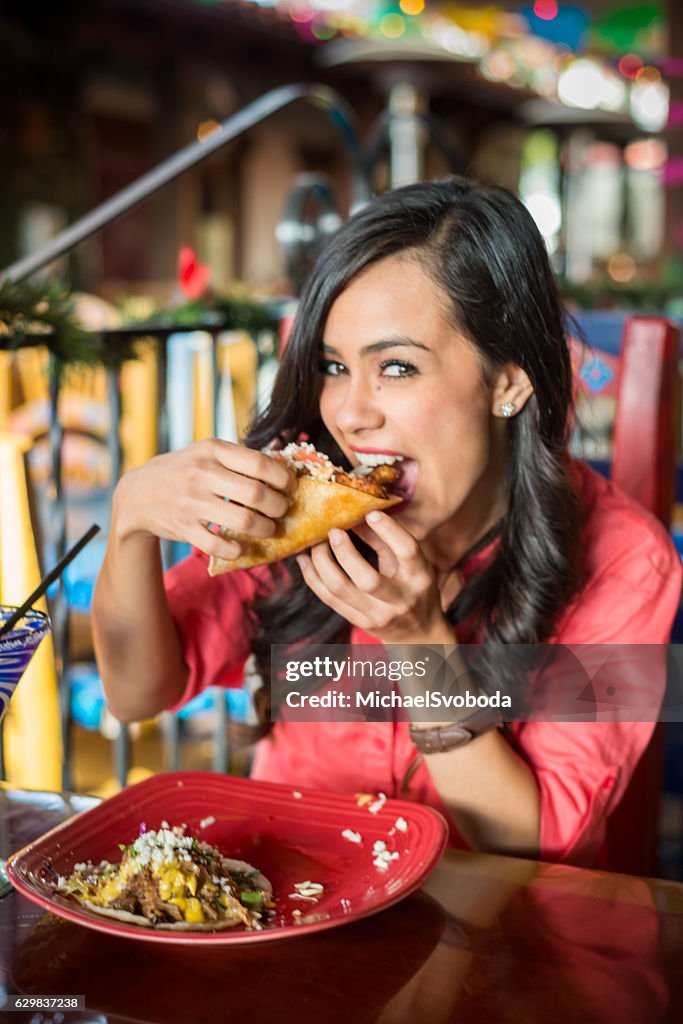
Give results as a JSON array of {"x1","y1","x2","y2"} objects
[{"x1": 573, "y1": 313, "x2": 681, "y2": 875}]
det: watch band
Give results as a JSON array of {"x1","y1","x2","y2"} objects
[{"x1": 409, "y1": 705, "x2": 503, "y2": 754}]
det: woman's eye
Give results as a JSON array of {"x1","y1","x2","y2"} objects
[
  {"x1": 319, "y1": 360, "x2": 347, "y2": 377},
  {"x1": 379, "y1": 359, "x2": 418, "y2": 378}
]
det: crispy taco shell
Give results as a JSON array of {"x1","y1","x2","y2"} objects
[{"x1": 209, "y1": 476, "x2": 401, "y2": 576}]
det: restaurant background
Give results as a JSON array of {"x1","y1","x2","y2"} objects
[{"x1": 2, "y1": 0, "x2": 683, "y2": 877}]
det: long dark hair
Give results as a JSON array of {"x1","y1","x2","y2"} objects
[{"x1": 245, "y1": 177, "x2": 583, "y2": 724}]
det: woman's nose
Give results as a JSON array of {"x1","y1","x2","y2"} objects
[{"x1": 333, "y1": 376, "x2": 384, "y2": 434}]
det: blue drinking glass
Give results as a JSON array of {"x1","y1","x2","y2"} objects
[{"x1": 0, "y1": 606, "x2": 51, "y2": 723}]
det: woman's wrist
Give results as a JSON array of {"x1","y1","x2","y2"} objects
[
  {"x1": 400, "y1": 615, "x2": 457, "y2": 648},
  {"x1": 112, "y1": 472, "x2": 157, "y2": 545}
]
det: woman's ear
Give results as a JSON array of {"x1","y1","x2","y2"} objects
[{"x1": 491, "y1": 362, "x2": 534, "y2": 418}]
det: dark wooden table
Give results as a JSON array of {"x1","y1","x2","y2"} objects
[{"x1": 1, "y1": 786, "x2": 683, "y2": 1024}]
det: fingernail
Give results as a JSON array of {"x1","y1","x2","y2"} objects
[
  {"x1": 366, "y1": 511, "x2": 382, "y2": 524},
  {"x1": 296, "y1": 553, "x2": 308, "y2": 570},
  {"x1": 329, "y1": 528, "x2": 345, "y2": 546}
]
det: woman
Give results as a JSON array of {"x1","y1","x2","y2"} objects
[{"x1": 93, "y1": 177, "x2": 681, "y2": 867}]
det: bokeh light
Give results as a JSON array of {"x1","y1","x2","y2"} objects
[
  {"x1": 380, "y1": 13, "x2": 406, "y2": 39},
  {"x1": 533, "y1": 0, "x2": 558, "y2": 21},
  {"x1": 630, "y1": 79, "x2": 669, "y2": 132},
  {"x1": 618, "y1": 54, "x2": 643, "y2": 80},
  {"x1": 624, "y1": 138, "x2": 667, "y2": 172},
  {"x1": 197, "y1": 120, "x2": 221, "y2": 142},
  {"x1": 607, "y1": 253, "x2": 637, "y2": 284}
]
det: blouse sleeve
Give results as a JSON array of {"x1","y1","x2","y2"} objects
[
  {"x1": 512, "y1": 514, "x2": 682, "y2": 866},
  {"x1": 163, "y1": 549, "x2": 275, "y2": 711}
]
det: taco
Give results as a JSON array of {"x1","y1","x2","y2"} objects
[
  {"x1": 57, "y1": 825, "x2": 272, "y2": 931},
  {"x1": 209, "y1": 441, "x2": 402, "y2": 575}
]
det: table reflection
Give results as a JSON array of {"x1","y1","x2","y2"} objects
[
  {"x1": 379, "y1": 853, "x2": 669, "y2": 1024},
  {"x1": 10, "y1": 891, "x2": 445, "y2": 1024}
]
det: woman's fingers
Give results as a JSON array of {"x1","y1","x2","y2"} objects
[
  {"x1": 351, "y1": 521, "x2": 396, "y2": 557},
  {"x1": 188, "y1": 524, "x2": 245, "y2": 561},
  {"x1": 308, "y1": 542, "x2": 375, "y2": 614},
  {"x1": 327, "y1": 529, "x2": 392, "y2": 598},
  {"x1": 204, "y1": 466, "x2": 291, "y2": 521},
  {"x1": 117, "y1": 440, "x2": 296, "y2": 549},
  {"x1": 202, "y1": 494, "x2": 279, "y2": 539},
  {"x1": 297, "y1": 549, "x2": 373, "y2": 629},
  {"x1": 363, "y1": 511, "x2": 427, "y2": 568},
  {"x1": 209, "y1": 439, "x2": 296, "y2": 497}
]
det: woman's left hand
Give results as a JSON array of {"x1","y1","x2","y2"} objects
[{"x1": 296, "y1": 510, "x2": 458, "y2": 644}]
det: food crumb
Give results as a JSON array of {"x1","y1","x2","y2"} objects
[
  {"x1": 288, "y1": 881, "x2": 324, "y2": 902},
  {"x1": 372, "y1": 839, "x2": 400, "y2": 872},
  {"x1": 368, "y1": 793, "x2": 387, "y2": 815},
  {"x1": 199, "y1": 816, "x2": 216, "y2": 829},
  {"x1": 341, "y1": 829, "x2": 363, "y2": 844},
  {"x1": 355, "y1": 793, "x2": 374, "y2": 808},
  {"x1": 292, "y1": 791, "x2": 303, "y2": 799},
  {"x1": 293, "y1": 881, "x2": 323, "y2": 895}
]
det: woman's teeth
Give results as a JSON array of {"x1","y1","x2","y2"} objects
[{"x1": 354, "y1": 453, "x2": 404, "y2": 467}]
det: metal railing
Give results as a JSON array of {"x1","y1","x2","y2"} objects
[
  {"x1": 1, "y1": 83, "x2": 364, "y2": 790},
  {"x1": 2, "y1": 83, "x2": 366, "y2": 284}
]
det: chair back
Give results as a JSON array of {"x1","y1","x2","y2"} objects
[
  {"x1": 573, "y1": 313, "x2": 681, "y2": 876},
  {"x1": 611, "y1": 317, "x2": 681, "y2": 528}
]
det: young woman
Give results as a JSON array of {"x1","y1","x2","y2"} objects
[{"x1": 92, "y1": 177, "x2": 681, "y2": 867}]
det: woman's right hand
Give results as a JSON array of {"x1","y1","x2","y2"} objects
[{"x1": 112, "y1": 439, "x2": 297, "y2": 559}]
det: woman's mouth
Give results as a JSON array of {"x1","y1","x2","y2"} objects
[
  {"x1": 348, "y1": 450, "x2": 419, "y2": 505},
  {"x1": 393, "y1": 458, "x2": 420, "y2": 503}
]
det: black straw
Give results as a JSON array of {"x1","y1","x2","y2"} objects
[{"x1": 0, "y1": 523, "x2": 101, "y2": 639}]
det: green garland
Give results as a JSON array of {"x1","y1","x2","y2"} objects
[
  {"x1": 0, "y1": 278, "x2": 96, "y2": 365},
  {"x1": 0, "y1": 279, "x2": 281, "y2": 370},
  {"x1": 126, "y1": 295, "x2": 281, "y2": 336}
]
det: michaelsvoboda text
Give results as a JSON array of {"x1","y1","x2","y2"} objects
[{"x1": 284, "y1": 689, "x2": 512, "y2": 710}]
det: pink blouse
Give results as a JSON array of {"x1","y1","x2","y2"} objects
[{"x1": 165, "y1": 462, "x2": 682, "y2": 867}]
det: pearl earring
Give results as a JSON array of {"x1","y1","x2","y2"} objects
[{"x1": 500, "y1": 402, "x2": 516, "y2": 418}]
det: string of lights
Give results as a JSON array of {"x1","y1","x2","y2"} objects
[{"x1": 194, "y1": 1, "x2": 669, "y2": 130}]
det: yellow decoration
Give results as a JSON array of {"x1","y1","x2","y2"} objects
[
  {"x1": 193, "y1": 334, "x2": 215, "y2": 441},
  {"x1": 219, "y1": 332, "x2": 258, "y2": 441},
  {"x1": 14, "y1": 346, "x2": 48, "y2": 404},
  {"x1": 0, "y1": 433, "x2": 63, "y2": 790},
  {"x1": 120, "y1": 338, "x2": 158, "y2": 471},
  {"x1": 0, "y1": 352, "x2": 11, "y2": 432}
]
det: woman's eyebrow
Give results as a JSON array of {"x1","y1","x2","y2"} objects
[{"x1": 322, "y1": 336, "x2": 431, "y2": 357}]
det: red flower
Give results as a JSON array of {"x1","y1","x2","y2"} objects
[{"x1": 177, "y1": 246, "x2": 211, "y2": 300}]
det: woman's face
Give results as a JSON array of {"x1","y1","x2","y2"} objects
[{"x1": 319, "y1": 255, "x2": 511, "y2": 564}]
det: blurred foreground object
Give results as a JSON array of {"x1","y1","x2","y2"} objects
[{"x1": 0, "y1": 433, "x2": 62, "y2": 788}]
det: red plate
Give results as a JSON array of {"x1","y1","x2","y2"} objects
[{"x1": 7, "y1": 771, "x2": 447, "y2": 945}]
